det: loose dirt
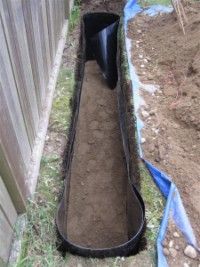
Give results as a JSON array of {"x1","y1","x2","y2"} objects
[
  {"x1": 66, "y1": 61, "x2": 128, "y2": 248},
  {"x1": 128, "y1": 2, "x2": 200, "y2": 266},
  {"x1": 81, "y1": 0, "x2": 124, "y2": 14}
]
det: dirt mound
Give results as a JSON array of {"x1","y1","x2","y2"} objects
[{"x1": 128, "y1": 2, "x2": 200, "y2": 266}]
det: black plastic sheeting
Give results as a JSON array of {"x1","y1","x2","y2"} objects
[
  {"x1": 56, "y1": 13, "x2": 145, "y2": 258},
  {"x1": 84, "y1": 13, "x2": 119, "y2": 89}
]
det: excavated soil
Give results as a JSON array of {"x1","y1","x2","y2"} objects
[
  {"x1": 128, "y1": 2, "x2": 200, "y2": 266},
  {"x1": 66, "y1": 61, "x2": 128, "y2": 248},
  {"x1": 81, "y1": 0, "x2": 125, "y2": 14}
]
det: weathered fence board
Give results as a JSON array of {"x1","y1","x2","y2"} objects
[
  {"x1": 0, "y1": 18, "x2": 31, "y2": 165},
  {"x1": 0, "y1": 0, "x2": 72, "y2": 263},
  {"x1": 0, "y1": 0, "x2": 39, "y2": 145},
  {"x1": 0, "y1": 209, "x2": 14, "y2": 262},
  {"x1": 0, "y1": 177, "x2": 17, "y2": 227}
]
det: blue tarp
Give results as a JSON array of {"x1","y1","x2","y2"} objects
[{"x1": 123, "y1": 1, "x2": 199, "y2": 266}]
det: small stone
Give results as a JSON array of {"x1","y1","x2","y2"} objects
[
  {"x1": 137, "y1": 29, "x2": 142, "y2": 33},
  {"x1": 155, "y1": 157, "x2": 160, "y2": 162},
  {"x1": 162, "y1": 239, "x2": 168, "y2": 247},
  {"x1": 163, "y1": 248, "x2": 170, "y2": 256},
  {"x1": 148, "y1": 144, "x2": 155, "y2": 153},
  {"x1": 141, "y1": 110, "x2": 149, "y2": 118},
  {"x1": 169, "y1": 240, "x2": 174, "y2": 248},
  {"x1": 141, "y1": 64, "x2": 145, "y2": 68},
  {"x1": 173, "y1": 232, "x2": 180, "y2": 238},
  {"x1": 141, "y1": 137, "x2": 146, "y2": 144},
  {"x1": 149, "y1": 110, "x2": 156, "y2": 116},
  {"x1": 144, "y1": 58, "x2": 148, "y2": 63},
  {"x1": 139, "y1": 54, "x2": 143, "y2": 59},
  {"x1": 88, "y1": 139, "x2": 95, "y2": 144},
  {"x1": 184, "y1": 245, "x2": 197, "y2": 259},
  {"x1": 169, "y1": 248, "x2": 177, "y2": 258},
  {"x1": 183, "y1": 263, "x2": 190, "y2": 267},
  {"x1": 175, "y1": 245, "x2": 180, "y2": 250}
]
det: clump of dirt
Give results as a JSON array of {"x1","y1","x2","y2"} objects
[
  {"x1": 128, "y1": 2, "x2": 200, "y2": 266},
  {"x1": 66, "y1": 61, "x2": 128, "y2": 248},
  {"x1": 81, "y1": 0, "x2": 125, "y2": 14}
]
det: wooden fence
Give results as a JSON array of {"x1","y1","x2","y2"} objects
[{"x1": 0, "y1": 0, "x2": 73, "y2": 263}]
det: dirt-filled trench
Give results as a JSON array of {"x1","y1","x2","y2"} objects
[{"x1": 65, "y1": 61, "x2": 128, "y2": 248}]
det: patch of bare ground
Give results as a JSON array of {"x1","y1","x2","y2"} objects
[{"x1": 128, "y1": 1, "x2": 200, "y2": 266}]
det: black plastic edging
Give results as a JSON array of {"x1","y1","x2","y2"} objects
[{"x1": 56, "y1": 12, "x2": 145, "y2": 258}]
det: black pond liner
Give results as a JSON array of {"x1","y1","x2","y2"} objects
[{"x1": 56, "y1": 12, "x2": 145, "y2": 258}]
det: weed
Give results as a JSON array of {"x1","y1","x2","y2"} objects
[
  {"x1": 139, "y1": 0, "x2": 171, "y2": 6},
  {"x1": 51, "y1": 69, "x2": 74, "y2": 132},
  {"x1": 69, "y1": 1, "x2": 80, "y2": 32},
  {"x1": 140, "y1": 162, "x2": 165, "y2": 249}
]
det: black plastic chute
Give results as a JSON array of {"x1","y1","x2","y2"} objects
[{"x1": 84, "y1": 13, "x2": 119, "y2": 89}]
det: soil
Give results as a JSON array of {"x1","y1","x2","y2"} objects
[
  {"x1": 81, "y1": 0, "x2": 125, "y2": 15},
  {"x1": 66, "y1": 61, "x2": 128, "y2": 248},
  {"x1": 128, "y1": 1, "x2": 200, "y2": 266}
]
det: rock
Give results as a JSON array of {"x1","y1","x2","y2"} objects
[
  {"x1": 173, "y1": 232, "x2": 180, "y2": 238},
  {"x1": 141, "y1": 137, "x2": 146, "y2": 144},
  {"x1": 183, "y1": 263, "x2": 190, "y2": 267},
  {"x1": 147, "y1": 74, "x2": 154, "y2": 80},
  {"x1": 169, "y1": 240, "x2": 174, "y2": 248},
  {"x1": 140, "y1": 64, "x2": 145, "y2": 68},
  {"x1": 175, "y1": 245, "x2": 180, "y2": 250},
  {"x1": 148, "y1": 143, "x2": 155, "y2": 153},
  {"x1": 139, "y1": 54, "x2": 143, "y2": 59},
  {"x1": 141, "y1": 110, "x2": 149, "y2": 118},
  {"x1": 155, "y1": 157, "x2": 160, "y2": 163},
  {"x1": 149, "y1": 110, "x2": 156, "y2": 116},
  {"x1": 163, "y1": 248, "x2": 170, "y2": 256},
  {"x1": 137, "y1": 29, "x2": 142, "y2": 33},
  {"x1": 184, "y1": 245, "x2": 197, "y2": 259},
  {"x1": 88, "y1": 139, "x2": 95, "y2": 145},
  {"x1": 162, "y1": 239, "x2": 168, "y2": 247},
  {"x1": 169, "y1": 248, "x2": 177, "y2": 258}
]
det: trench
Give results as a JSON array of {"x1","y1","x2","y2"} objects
[
  {"x1": 56, "y1": 13, "x2": 145, "y2": 257},
  {"x1": 67, "y1": 60, "x2": 128, "y2": 247}
]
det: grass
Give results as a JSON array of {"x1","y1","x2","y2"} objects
[
  {"x1": 139, "y1": 0, "x2": 171, "y2": 6},
  {"x1": 69, "y1": 0, "x2": 81, "y2": 32},
  {"x1": 51, "y1": 69, "x2": 74, "y2": 132},
  {"x1": 140, "y1": 163, "x2": 164, "y2": 249},
  {"x1": 13, "y1": 67, "x2": 75, "y2": 267}
]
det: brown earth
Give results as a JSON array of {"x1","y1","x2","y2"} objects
[
  {"x1": 66, "y1": 61, "x2": 128, "y2": 248},
  {"x1": 128, "y1": 2, "x2": 200, "y2": 266},
  {"x1": 81, "y1": 0, "x2": 125, "y2": 14}
]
